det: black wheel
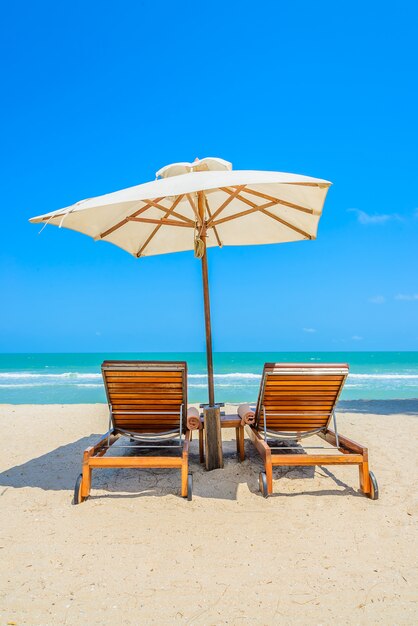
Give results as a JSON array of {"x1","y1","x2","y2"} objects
[
  {"x1": 259, "y1": 472, "x2": 269, "y2": 498},
  {"x1": 369, "y1": 471, "x2": 379, "y2": 500},
  {"x1": 73, "y1": 473, "x2": 84, "y2": 505},
  {"x1": 187, "y1": 473, "x2": 193, "y2": 501}
]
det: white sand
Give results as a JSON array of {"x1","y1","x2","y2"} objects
[{"x1": 0, "y1": 401, "x2": 417, "y2": 625}]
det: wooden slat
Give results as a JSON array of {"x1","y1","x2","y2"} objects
[
  {"x1": 113, "y1": 409, "x2": 180, "y2": 414},
  {"x1": 107, "y1": 386, "x2": 183, "y2": 394},
  {"x1": 266, "y1": 380, "x2": 342, "y2": 387},
  {"x1": 265, "y1": 390, "x2": 337, "y2": 394},
  {"x1": 109, "y1": 396, "x2": 183, "y2": 403},
  {"x1": 263, "y1": 423, "x2": 327, "y2": 427},
  {"x1": 113, "y1": 411, "x2": 181, "y2": 417},
  {"x1": 270, "y1": 454, "x2": 363, "y2": 466},
  {"x1": 108, "y1": 392, "x2": 182, "y2": 399},
  {"x1": 107, "y1": 378, "x2": 183, "y2": 382},
  {"x1": 265, "y1": 407, "x2": 333, "y2": 412},
  {"x1": 106, "y1": 380, "x2": 183, "y2": 388},
  {"x1": 109, "y1": 393, "x2": 183, "y2": 399},
  {"x1": 115, "y1": 417, "x2": 180, "y2": 423},
  {"x1": 109, "y1": 393, "x2": 182, "y2": 400},
  {"x1": 113, "y1": 415, "x2": 182, "y2": 422},
  {"x1": 106, "y1": 378, "x2": 183, "y2": 385},
  {"x1": 104, "y1": 370, "x2": 182, "y2": 378},
  {"x1": 263, "y1": 397, "x2": 339, "y2": 403},
  {"x1": 110, "y1": 395, "x2": 182, "y2": 400},
  {"x1": 265, "y1": 417, "x2": 332, "y2": 421},
  {"x1": 266, "y1": 375, "x2": 345, "y2": 381},
  {"x1": 89, "y1": 457, "x2": 183, "y2": 468}
]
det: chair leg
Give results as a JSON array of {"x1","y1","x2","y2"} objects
[
  {"x1": 81, "y1": 448, "x2": 93, "y2": 498},
  {"x1": 181, "y1": 431, "x2": 191, "y2": 497},
  {"x1": 199, "y1": 428, "x2": 204, "y2": 464},
  {"x1": 237, "y1": 426, "x2": 245, "y2": 461},
  {"x1": 265, "y1": 457, "x2": 273, "y2": 495},
  {"x1": 181, "y1": 462, "x2": 188, "y2": 497},
  {"x1": 359, "y1": 457, "x2": 371, "y2": 495}
]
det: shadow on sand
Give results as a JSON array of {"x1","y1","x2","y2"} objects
[{"x1": 0, "y1": 434, "x2": 363, "y2": 502}]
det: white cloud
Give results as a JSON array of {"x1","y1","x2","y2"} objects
[
  {"x1": 349, "y1": 209, "x2": 401, "y2": 225},
  {"x1": 303, "y1": 327, "x2": 316, "y2": 333},
  {"x1": 395, "y1": 294, "x2": 418, "y2": 301},
  {"x1": 352, "y1": 335, "x2": 363, "y2": 341},
  {"x1": 369, "y1": 295, "x2": 386, "y2": 304}
]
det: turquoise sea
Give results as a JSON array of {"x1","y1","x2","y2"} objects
[{"x1": 0, "y1": 352, "x2": 417, "y2": 404}]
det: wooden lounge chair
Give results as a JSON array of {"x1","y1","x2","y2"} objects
[
  {"x1": 246, "y1": 363, "x2": 378, "y2": 499},
  {"x1": 73, "y1": 361, "x2": 193, "y2": 503}
]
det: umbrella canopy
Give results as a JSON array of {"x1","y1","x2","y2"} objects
[
  {"x1": 30, "y1": 157, "x2": 331, "y2": 258},
  {"x1": 30, "y1": 157, "x2": 331, "y2": 461}
]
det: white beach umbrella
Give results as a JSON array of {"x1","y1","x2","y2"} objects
[
  {"x1": 31, "y1": 158, "x2": 330, "y2": 257},
  {"x1": 30, "y1": 157, "x2": 331, "y2": 467}
]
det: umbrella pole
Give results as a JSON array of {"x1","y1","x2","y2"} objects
[
  {"x1": 201, "y1": 247, "x2": 215, "y2": 406},
  {"x1": 198, "y1": 191, "x2": 223, "y2": 470}
]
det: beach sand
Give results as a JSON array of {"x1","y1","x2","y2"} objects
[{"x1": 0, "y1": 401, "x2": 417, "y2": 625}]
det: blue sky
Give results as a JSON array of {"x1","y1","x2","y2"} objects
[{"x1": 1, "y1": 0, "x2": 417, "y2": 352}]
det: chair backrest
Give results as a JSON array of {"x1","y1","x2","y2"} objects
[
  {"x1": 102, "y1": 361, "x2": 187, "y2": 436},
  {"x1": 255, "y1": 363, "x2": 349, "y2": 438}
]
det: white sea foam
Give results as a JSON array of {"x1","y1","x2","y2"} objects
[
  {"x1": 0, "y1": 383, "x2": 55, "y2": 388},
  {"x1": 74, "y1": 383, "x2": 102, "y2": 388},
  {"x1": 0, "y1": 382, "x2": 103, "y2": 389},
  {"x1": 349, "y1": 373, "x2": 418, "y2": 380},
  {"x1": 1, "y1": 371, "x2": 417, "y2": 383},
  {"x1": 189, "y1": 373, "x2": 261, "y2": 380},
  {"x1": 0, "y1": 372, "x2": 101, "y2": 380}
]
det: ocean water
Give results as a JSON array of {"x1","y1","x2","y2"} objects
[{"x1": 0, "y1": 352, "x2": 417, "y2": 404}]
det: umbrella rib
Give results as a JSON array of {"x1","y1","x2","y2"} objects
[
  {"x1": 213, "y1": 191, "x2": 279, "y2": 225},
  {"x1": 231, "y1": 186, "x2": 315, "y2": 215},
  {"x1": 218, "y1": 188, "x2": 278, "y2": 212},
  {"x1": 213, "y1": 206, "x2": 261, "y2": 225},
  {"x1": 204, "y1": 197, "x2": 222, "y2": 247},
  {"x1": 135, "y1": 194, "x2": 190, "y2": 257},
  {"x1": 258, "y1": 208, "x2": 313, "y2": 239},
  {"x1": 213, "y1": 195, "x2": 313, "y2": 238},
  {"x1": 144, "y1": 197, "x2": 194, "y2": 224},
  {"x1": 130, "y1": 217, "x2": 194, "y2": 227},
  {"x1": 97, "y1": 197, "x2": 164, "y2": 239},
  {"x1": 211, "y1": 197, "x2": 283, "y2": 225},
  {"x1": 136, "y1": 194, "x2": 189, "y2": 258},
  {"x1": 206, "y1": 185, "x2": 246, "y2": 226}
]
